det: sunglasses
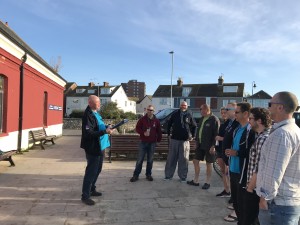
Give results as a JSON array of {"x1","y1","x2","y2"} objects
[
  {"x1": 147, "y1": 109, "x2": 154, "y2": 112},
  {"x1": 268, "y1": 102, "x2": 284, "y2": 107},
  {"x1": 235, "y1": 111, "x2": 242, "y2": 114}
]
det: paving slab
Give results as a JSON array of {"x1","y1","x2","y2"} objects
[{"x1": 0, "y1": 134, "x2": 231, "y2": 225}]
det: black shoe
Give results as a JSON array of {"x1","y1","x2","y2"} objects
[
  {"x1": 187, "y1": 180, "x2": 200, "y2": 186},
  {"x1": 146, "y1": 175, "x2": 153, "y2": 181},
  {"x1": 216, "y1": 190, "x2": 231, "y2": 197},
  {"x1": 81, "y1": 198, "x2": 95, "y2": 206},
  {"x1": 91, "y1": 190, "x2": 102, "y2": 197},
  {"x1": 228, "y1": 198, "x2": 233, "y2": 204},
  {"x1": 202, "y1": 183, "x2": 210, "y2": 190},
  {"x1": 130, "y1": 176, "x2": 139, "y2": 182}
]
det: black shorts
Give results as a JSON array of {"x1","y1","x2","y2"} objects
[{"x1": 194, "y1": 147, "x2": 214, "y2": 163}]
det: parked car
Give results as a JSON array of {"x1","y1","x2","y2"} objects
[
  {"x1": 155, "y1": 108, "x2": 177, "y2": 134},
  {"x1": 293, "y1": 111, "x2": 300, "y2": 128},
  {"x1": 155, "y1": 108, "x2": 200, "y2": 134}
]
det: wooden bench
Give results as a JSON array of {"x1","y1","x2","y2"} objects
[
  {"x1": 0, "y1": 150, "x2": 16, "y2": 166},
  {"x1": 29, "y1": 128, "x2": 56, "y2": 150},
  {"x1": 108, "y1": 134, "x2": 196, "y2": 162}
]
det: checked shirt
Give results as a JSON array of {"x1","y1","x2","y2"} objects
[{"x1": 246, "y1": 128, "x2": 270, "y2": 185}]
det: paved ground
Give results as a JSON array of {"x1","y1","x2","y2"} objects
[{"x1": 0, "y1": 131, "x2": 232, "y2": 225}]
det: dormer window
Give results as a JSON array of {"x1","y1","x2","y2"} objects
[
  {"x1": 76, "y1": 89, "x2": 85, "y2": 93},
  {"x1": 101, "y1": 88, "x2": 110, "y2": 94},
  {"x1": 223, "y1": 86, "x2": 238, "y2": 93},
  {"x1": 182, "y1": 87, "x2": 192, "y2": 97},
  {"x1": 87, "y1": 90, "x2": 95, "y2": 94}
]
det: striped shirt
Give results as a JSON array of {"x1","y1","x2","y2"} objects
[
  {"x1": 246, "y1": 128, "x2": 270, "y2": 184},
  {"x1": 256, "y1": 119, "x2": 300, "y2": 206}
]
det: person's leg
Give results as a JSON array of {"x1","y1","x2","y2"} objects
[
  {"x1": 82, "y1": 153, "x2": 100, "y2": 200},
  {"x1": 241, "y1": 190, "x2": 259, "y2": 225},
  {"x1": 91, "y1": 151, "x2": 103, "y2": 192},
  {"x1": 205, "y1": 162, "x2": 213, "y2": 184},
  {"x1": 192, "y1": 159, "x2": 200, "y2": 183},
  {"x1": 177, "y1": 140, "x2": 190, "y2": 180},
  {"x1": 270, "y1": 202, "x2": 300, "y2": 225},
  {"x1": 133, "y1": 142, "x2": 147, "y2": 177},
  {"x1": 217, "y1": 157, "x2": 230, "y2": 193},
  {"x1": 165, "y1": 139, "x2": 178, "y2": 179},
  {"x1": 145, "y1": 143, "x2": 156, "y2": 176}
]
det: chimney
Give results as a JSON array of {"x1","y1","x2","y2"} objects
[
  {"x1": 88, "y1": 82, "x2": 95, "y2": 87},
  {"x1": 218, "y1": 75, "x2": 224, "y2": 86},
  {"x1": 103, "y1": 82, "x2": 109, "y2": 87},
  {"x1": 177, "y1": 77, "x2": 183, "y2": 87}
]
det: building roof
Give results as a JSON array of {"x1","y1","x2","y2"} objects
[
  {"x1": 136, "y1": 95, "x2": 152, "y2": 104},
  {"x1": 0, "y1": 21, "x2": 67, "y2": 83},
  {"x1": 66, "y1": 85, "x2": 121, "y2": 97},
  {"x1": 249, "y1": 90, "x2": 272, "y2": 99},
  {"x1": 153, "y1": 83, "x2": 244, "y2": 98}
]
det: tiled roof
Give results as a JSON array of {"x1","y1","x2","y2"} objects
[
  {"x1": 250, "y1": 90, "x2": 272, "y2": 99},
  {"x1": 66, "y1": 85, "x2": 121, "y2": 97},
  {"x1": 153, "y1": 83, "x2": 244, "y2": 97}
]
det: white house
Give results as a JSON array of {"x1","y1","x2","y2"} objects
[
  {"x1": 65, "y1": 82, "x2": 136, "y2": 116},
  {"x1": 136, "y1": 95, "x2": 152, "y2": 116}
]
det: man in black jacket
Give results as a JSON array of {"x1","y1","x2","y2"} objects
[
  {"x1": 187, "y1": 104, "x2": 219, "y2": 189},
  {"x1": 80, "y1": 95, "x2": 114, "y2": 206},
  {"x1": 164, "y1": 101, "x2": 197, "y2": 182}
]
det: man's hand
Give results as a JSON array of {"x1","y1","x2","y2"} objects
[
  {"x1": 209, "y1": 146, "x2": 215, "y2": 155},
  {"x1": 259, "y1": 197, "x2": 268, "y2": 210},
  {"x1": 225, "y1": 149, "x2": 237, "y2": 157},
  {"x1": 105, "y1": 125, "x2": 115, "y2": 134}
]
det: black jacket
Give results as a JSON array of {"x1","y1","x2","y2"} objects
[
  {"x1": 167, "y1": 109, "x2": 197, "y2": 141},
  {"x1": 80, "y1": 106, "x2": 107, "y2": 156},
  {"x1": 196, "y1": 114, "x2": 220, "y2": 150},
  {"x1": 232, "y1": 124, "x2": 256, "y2": 187}
]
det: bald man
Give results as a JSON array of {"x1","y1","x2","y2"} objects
[{"x1": 80, "y1": 95, "x2": 114, "y2": 206}]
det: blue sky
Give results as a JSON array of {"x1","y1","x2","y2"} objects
[{"x1": 2, "y1": 0, "x2": 300, "y2": 99}]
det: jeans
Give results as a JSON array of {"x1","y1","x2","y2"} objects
[
  {"x1": 259, "y1": 201, "x2": 300, "y2": 225},
  {"x1": 81, "y1": 152, "x2": 103, "y2": 200},
  {"x1": 133, "y1": 142, "x2": 156, "y2": 177}
]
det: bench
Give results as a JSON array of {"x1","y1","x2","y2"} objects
[
  {"x1": 0, "y1": 150, "x2": 16, "y2": 166},
  {"x1": 108, "y1": 134, "x2": 196, "y2": 162},
  {"x1": 29, "y1": 128, "x2": 56, "y2": 150}
]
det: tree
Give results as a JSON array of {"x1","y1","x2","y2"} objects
[
  {"x1": 100, "y1": 102, "x2": 121, "y2": 119},
  {"x1": 49, "y1": 56, "x2": 63, "y2": 73}
]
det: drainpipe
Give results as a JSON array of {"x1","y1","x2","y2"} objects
[{"x1": 17, "y1": 53, "x2": 27, "y2": 153}]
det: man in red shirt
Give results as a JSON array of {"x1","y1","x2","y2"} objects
[{"x1": 130, "y1": 105, "x2": 162, "y2": 182}]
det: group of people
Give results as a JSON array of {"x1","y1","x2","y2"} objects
[{"x1": 79, "y1": 92, "x2": 300, "y2": 225}]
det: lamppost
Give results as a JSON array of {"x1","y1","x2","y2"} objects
[
  {"x1": 252, "y1": 81, "x2": 256, "y2": 106},
  {"x1": 97, "y1": 82, "x2": 100, "y2": 97},
  {"x1": 169, "y1": 51, "x2": 174, "y2": 108}
]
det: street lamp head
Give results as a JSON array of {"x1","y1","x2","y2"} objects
[
  {"x1": 169, "y1": 51, "x2": 174, "y2": 54},
  {"x1": 21, "y1": 53, "x2": 27, "y2": 63}
]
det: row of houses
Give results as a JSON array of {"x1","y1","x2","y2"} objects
[{"x1": 64, "y1": 77, "x2": 272, "y2": 118}]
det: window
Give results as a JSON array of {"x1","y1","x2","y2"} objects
[
  {"x1": 101, "y1": 88, "x2": 110, "y2": 94},
  {"x1": 160, "y1": 98, "x2": 168, "y2": 105},
  {"x1": 87, "y1": 90, "x2": 95, "y2": 94},
  {"x1": 100, "y1": 98, "x2": 108, "y2": 105},
  {"x1": 0, "y1": 75, "x2": 6, "y2": 133},
  {"x1": 206, "y1": 97, "x2": 211, "y2": 106},
  {"x1": 223, "y1": 86, "x2": 238, "y2": 93},
  {"x1": 182, "y1": 87, "x2": 192, "y2": 97},
  {"x1": 76, "y1": 89, "x2": 85, "y2": 93}
]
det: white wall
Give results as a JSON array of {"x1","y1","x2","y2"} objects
[
  {"x1": 152, "y1": 97, "x2": 172, "y2": 112},
  {"x1": 110, "y1": 87, "x2": 136, "y2": 113},
  {"x1": 136, "y1": 96, "x2": 152, "y2": 115}
]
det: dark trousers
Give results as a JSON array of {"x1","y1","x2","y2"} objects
[
  {"x1": 240, "y1": 188, "x2": 260, "y2": 225},
  {"x1": 133, "y1": 142, "x2": 156, "y2": 177},
  {"x1": 81, "y1": 152, "x2": 103, "y2": 200},
  {"x1": 230, "y1": 172, "x2": 241, "y2": 221}
]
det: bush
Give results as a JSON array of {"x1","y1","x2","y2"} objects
[{"x1": 69, "y1": 110, "x2": 85, "y2": 118}]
